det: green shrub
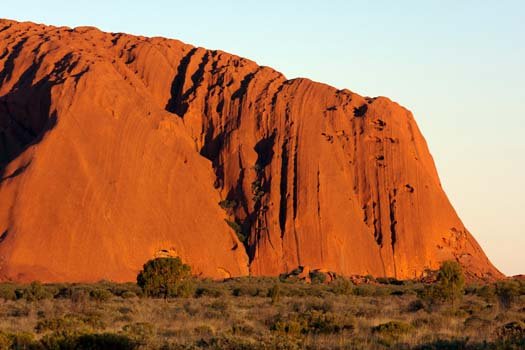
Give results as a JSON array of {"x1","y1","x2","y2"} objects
[
  {"x1": 210, "y1": 300, "x2": 229, "y2": 312},
  {"x1": 0, "y1": 331, "x2": 36, "y2": 349},
  {"x1": 270, "y1": 315, "x2": 307, "y2": 336},
  {"x1": 0, "y1": 332, "x2": 11, "y2": 349},
  {"x1": 90, "y1": 288, "x2": 112, "y2": 302},
  {"x1": 309, "y1": 271, "x2": 327, "y2": 284},
  {"x1": 231, "y1": 322, "x2": 255, "y2": 336},
  {"x1": 36, "y1": 313, "x2": 105, "y2": 335},
  {"x1": 306, "y1": 311, "x2": 355, "y2": 334},
  {"x1": 496, "y1": 321, "x2": 525, "y2": 343},
  {"x1": 99, "y1": 283, "x2": 140, "y2": 298},
  {"x1": 232, "y1": 285, "x2": 262, "y2": 297},
  {"x1": 305, "y1": 300, "x2": 333, "y2": 313},
  {"x1": 463, "y1": 316, "x2": 492, "y2": 329},
  {"x1": 0, "y1": 332, "x2": 10, "y2": 349},
  {"x1": 270, "y1": 311, "x2": 354, "y2": 336},
  {"x1": 7, "y1": 305, "x2": 30, "y2": 317},
  {"x1": 40, "y1": 331, "x2": 79, "y2": 349},
  {"x1": 372, "y1": 321, "x2": 413, "y2": 346},
  {"x1": 40, "y1": 331, "x2": 136, "y2": 349},
  {"x1": 194, "y1": 324, "x2": 215, "y2": 337},
  {"x1": 353, "y1": 284, "x2": 391, "y2": 297},
  {"x1": 437, "y1": 261, "x2": 465, "y2": 298},
  {"x1": 427, "y1": 260, "x2": 465, "y2": 305},
  {"x1": 495, "y1": 280, "x2": 520, "y2": 310},
  {"x1": 123, "y1": 322, "x2": 155, "y2": 345},
  {"x1": 376, "y1": 277, "x2": 404, "y2": 285},
  {"x1": 518, "y1": 279, "x2": 525, "y2": 295},
  {"x1": 35, "y1": 316, "x2": 84, "y2": 333},
  {"x1": 75, "y1": 333, "x2": 137, "y2": 350},
  {"x1": 372, "y1": 320, "x2": 413, "y2": 334},
  {"x1": 136, "y1": 257, "x2": 194, "y2": 298},
  {"x1": 195, "y1": 286, "x2": 224, "y2": 298},
  {"x1": 20, "y1": 281, "x2": 54, "y2": 301},
  {"x1": 219, "y1": 199, "x2": 237, "y2": 210},
  {"x1": 198, "y1": 334, "x2": 271, "y2": 349},
  {"x1": 71, "y1": 288, "x2": 90, "y2": 304},
  {"x1": 120, "y1": 291, "x2": 137, "y2": 299},
  {"x1": 353, "y1": 285, "x2": 374, "y2": 297},
  {"x1": 330, "y1": 278, "x2": 353, "y2": 295},
  {"x1": 268, "y1": 284, "x2": 281, "y2": 304},
  {"x1": 8, "y1": 332, "x2": 36, "y2": 349},
  {"x1": 474, "y1": 284, "x2": 496, "y2": 302},
  {"x1": 0, "y1": 284, "x2": 17, "y2": 301},
  {"x1": 407, "y1": 299, "x2": 425, "y2": 312},
  {"x1": 414, "y1": 338, "x2": 468, "y2": 349},
  {"x1": 225, "y1": 219, "x2": 246, "y2": 243},
  {"x1": 183, "y1": 301, "x2": 200, "y2": 316}
]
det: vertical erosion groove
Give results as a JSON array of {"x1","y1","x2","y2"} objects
[
  {"x1": 165, "y1": 47, "x2": 198, "y2": 116},
  {"x1": 0, "y1": 37, "x2": 29, "y2": 86},
  {"x1": 292, "y1": 135, "x2": 299, "y2": 220},
  {"x1": 372, "y1": 201, "x2": 382, "y2": 246},
  {"x1": 278, "y1": 139, "x2": 289, "y2": 236},
  {"x1": 389, "y1": 190, "x2": 397, "y2": 251},
  {"x1": 389, "y1": 189, "x2": 398, "y2": 278}
]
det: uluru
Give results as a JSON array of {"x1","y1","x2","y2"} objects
[{"x1": 0, "y1": 19, "x2": 502, "y2": 282}]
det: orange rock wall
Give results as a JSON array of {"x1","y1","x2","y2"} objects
[{"x1": 0, "y1": 19, "x2": 502, "y2": 282}]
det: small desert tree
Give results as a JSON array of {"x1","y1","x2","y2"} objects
[
  {"x1": 137, "y1": 257, "x2": 194, "y2": 298},
  {"x1": 433, "y1": 260, "x2": 465, "y2": 305},
  {"x1": 495, "y1": 280, "x2": 520, "y2": 310}
]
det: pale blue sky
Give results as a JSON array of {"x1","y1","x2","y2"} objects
[{"x1": 3, "y1": 1, "x2": 524, "y2": 275}]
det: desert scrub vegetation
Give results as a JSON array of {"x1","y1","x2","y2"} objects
[
  {"x1": 0, "y1": 261, "x2": 522, "y2": 349},
  {"x1": 136, "y1": 257, "x2": 194, "y2": 298}
]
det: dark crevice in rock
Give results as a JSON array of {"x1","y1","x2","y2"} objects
[
  {"x1": 0, "y1": 48, "x2": 9, "y2": 61},
  {"x1": 200, "y1": 130, "x2": 225, "y2": 188},
  {"x1": 389, "y1": 191, "x2": 398, "y2": 250},
  {"x1": 374, "y1": 119, "x2": 387, "y2": 131},
  {"x1": 165, "y1": 47, "x2": 198, "y2": 117},
  {"x1": 374, "y1": 165, "x2": 384, "y2": 246},
  {"x1": 0, "y1": 37, "x2": 29, "y2": 86},
  {"x1": 316, "y1": 168, "x2": 321, "y2": 224},
  {"x1": 0, "y1": 160, "x2": 31, "y2": 183},
  {"x1": 0, "y1": 24, "x2": 12, "y2": 34},
  {"x1": 254, "y1": 131, "x2": 276, "y2": 169},
  {"x1": 232, "y1": 154, "x2": 249, "y2": 216},
  {"x1": 353, "y1": 104, "x2": 368, "y2": 117},
  {"x1": 362, "y1": 204, "x2": 368, "y2": 224},
  {"x1": 232, "y1": 70, "x2": 257, "y2": 100},
  {"x1": 188, "y1": 52, "x2": 210, "y2": 94},
  {"x1": 292, "y1": 135, "x2": 299, "y2": 220},
  {"x1": 246, "y1": 132, "x2": 277, "y2": 260},
  {"x1": 270, "y1": 81, "x2": 287, "y2": 107},
  {"x1": 279, "y1": 139, "x2": 289, "y2": 236},
  {"x1": 0, "y1": 229, "x2": 7, "y2": 243},
  {"x1": 372, "y1": 201, "x2": 382, "y2": 246}
]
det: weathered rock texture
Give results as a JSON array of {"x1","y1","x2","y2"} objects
[{"x1": 0, "y1": 19, "x2": 502, "y2": 282}]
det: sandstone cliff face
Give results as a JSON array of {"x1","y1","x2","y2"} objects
[{"x1": 0, "y1": 19, "x2": 502, "y2": 282}]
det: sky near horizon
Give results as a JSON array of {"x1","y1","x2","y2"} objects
[{"x1": 3, "y1": 1, "x2": 524, "y2": 275}]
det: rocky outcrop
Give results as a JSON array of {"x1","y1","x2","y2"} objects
[{"x1": 0, "y1": 19, "x2": 502, "y2": 282}]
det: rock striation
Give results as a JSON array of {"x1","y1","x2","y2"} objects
[{"x1": 0, "y1": 19, "x2": 502, "y2": 282}]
